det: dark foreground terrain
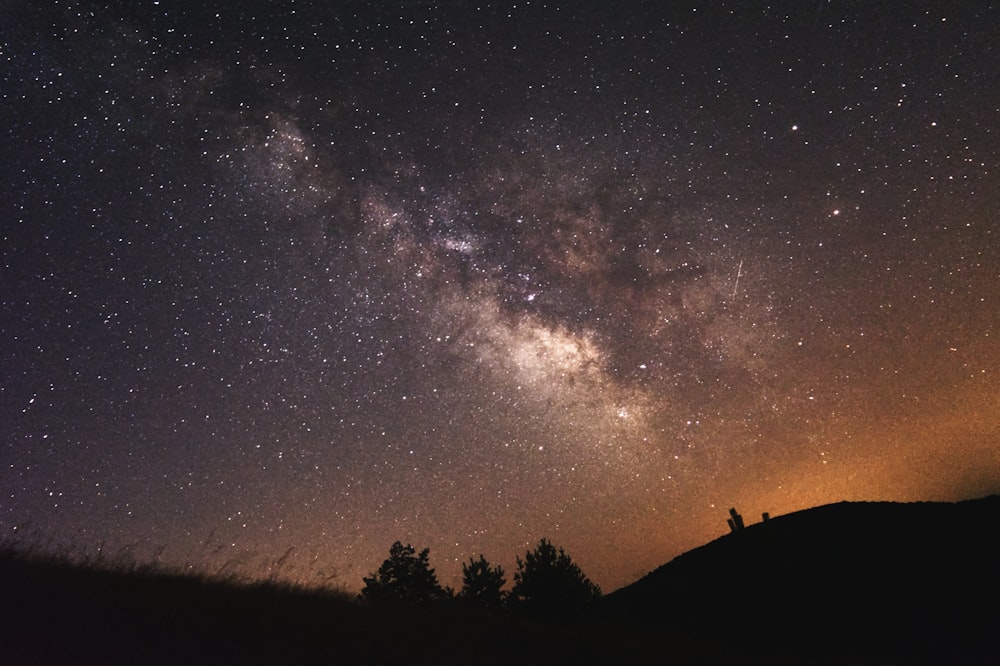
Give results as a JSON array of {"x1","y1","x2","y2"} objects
[
  {"x1": 0, "y1": 550, "x2": 650, "y2": 665},
  {"x1": 606, "y1": 495, "x2": 1000, "y2": 664},
  {"x1": 3, "y1": 496, "x2": 998, "y2": 665}
]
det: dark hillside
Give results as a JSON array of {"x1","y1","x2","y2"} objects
[
  {"x1": 0, "y1": 551, "x2": 365, "y2": 665},
  {"x1": 0, "y1": 548, "x2": 645, "y2": 665},
  {"x1": 3, "y1": 497, "x2": 997, "y2": 664},
  {"x1": 604, "y1": 496, "x2": 1000, "y2": 664}
]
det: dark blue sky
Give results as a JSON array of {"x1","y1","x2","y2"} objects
[{"x1": 2, "y1": 1, "x2": 998, "y2": 592}]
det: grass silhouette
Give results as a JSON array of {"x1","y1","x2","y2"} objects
[
  {"x1": 0, "y1": 542, "x2": 666, "y2": 664},
  {"x1": 4, "y1": 496, "x2": 998, "y2": 664}
]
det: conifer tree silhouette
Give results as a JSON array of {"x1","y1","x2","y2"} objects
[
  {"x1": 458, "y1": 554, "x2": 506, "y2": 610},
  {"x1": 509, "y1": 538, "x2": 600, "y2": 612},
  {"x1": 359, "y1": 541, "x2": 449, "y2": 606}
]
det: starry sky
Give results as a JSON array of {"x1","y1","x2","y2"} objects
[{"x1": 3, "y1": 1, "x2": 999, "y2": 593}]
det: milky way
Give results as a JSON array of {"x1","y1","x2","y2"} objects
[{"x1": 3, "y1": 1, "x2": 998, "y2": 592}]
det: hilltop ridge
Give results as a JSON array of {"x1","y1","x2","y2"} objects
[
  {"x1": 605, "y1": 495, "x2": 1000, "y2": 663},
  {"x1": 2, "y1": 496, "x2": 998, "y2": 664}
]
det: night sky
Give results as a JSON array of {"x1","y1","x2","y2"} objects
[{"x1": 3, "y1": 1, "x2": 998, "y2": 593}]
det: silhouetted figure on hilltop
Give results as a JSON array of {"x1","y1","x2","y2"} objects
[{"x1": 727, "y1": 507, "x2": 745, "y2": 533}]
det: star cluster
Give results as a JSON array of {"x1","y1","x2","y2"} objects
[{"x1": 2, "y1": 1, "x2": 998, "y2": 592}]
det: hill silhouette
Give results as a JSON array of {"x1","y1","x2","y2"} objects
[
  {"x1": 0, "y1": 545, "x2": 645, "y2": 664},
  {"x1": 604, "y1": 495, "x2": 1000, "y2": 664},
  {"x1": 3, "y1": 496, "x2": 998, "y2": 664}
]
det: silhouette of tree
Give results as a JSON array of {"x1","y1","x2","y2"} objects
[
  {"x1": 458, "y1": 554, "x2": 506, "y2": 610},
  {"x1": 359, "y1": 541, "x2": 450, "y2": 606},
  {"x1": 509, "y1": 538, "x2": 601, "y2": 612}
]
